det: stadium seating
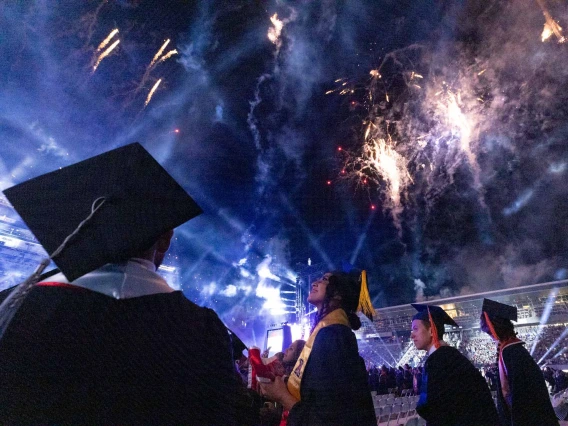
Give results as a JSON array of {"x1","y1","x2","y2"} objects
[{"x1": 374, "y1": 394, "x2": 422, "y2": 426}]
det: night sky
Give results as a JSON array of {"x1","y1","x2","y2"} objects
[{"x1": 1, "y1": 0, "x2": 568, "y2": 346}]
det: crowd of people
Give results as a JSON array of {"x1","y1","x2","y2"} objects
[
  {"x1": 367, "y1": 364, "x2": 423, "y2": 396},
  {"x1": 364, "y1": 322, "x2": 568, "y2": 371}
]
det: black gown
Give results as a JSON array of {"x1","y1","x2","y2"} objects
[
  {"x1": 495, "y1": 342, "x2": 558, "y2": 426},
  {"x1": 0, "y1": 285, "x2": 256, "y2": 425},
  {"x1": 417, "y1": 345, "x2": 499, "y2": 426},
  {"x1": 286, "y1": 324, "x2": 376, "y2": 426}
]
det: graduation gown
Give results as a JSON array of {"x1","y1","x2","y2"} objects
[
  {"x1": 495, "y1": 341, "x2": 558, "y2": 426},
  {"x1": 286, "y1": 324, "x2": 375, "y2": 426},
  {"x1": 417, "y1": 345, "x2": 499, "y2": 426},
  {"x1": 0, "y1": 285, "x2": 256, "y2": 425}
]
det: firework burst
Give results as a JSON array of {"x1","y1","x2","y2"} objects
[
  {"x1": 342, "y1": 131, "x2": 412, "y2": 233},
  {"x1": 537, "y1": 0, "x2": 566, "y2": 43},
  {"x1": 267, "y1": 14, "x2": 284, "y2": 46},
  {"x1": 336, "y1": 43, "x2": 496, "y2": 233}
]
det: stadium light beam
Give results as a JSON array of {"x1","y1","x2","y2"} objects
[
  {"x1": 537, "y1": 325, "x2": 568, "y2": 364},
  {"x1": 530, "y1": 287, "x2": 559, "y2": 356},
  {"x1": 349, "y1": 210, "x2": 376, "y2": 265},
  {"x1": 279, "y1": 193, "x2": 335, "y2": 270}
]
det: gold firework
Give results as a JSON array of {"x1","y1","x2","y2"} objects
[{"x1": 144, "y1": 79, "x2": 162, "y2": 107}]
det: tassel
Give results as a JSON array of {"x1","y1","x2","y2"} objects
[
  {"x1": 483, "y1": 312, "x2": 500, "y2": 341},
  {"x1": 0, "y1": 197, "x2": 107, "y2": 341},
  {"x1": 428, "y1": 307, "x2": 441, "y2": 349},
  {"x1": 357, "y1": 270, "x2": 376, "y2": 321}
]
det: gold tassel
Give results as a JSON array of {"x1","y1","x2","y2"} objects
[{"x1": 357, "y1": 270, "x2": 376, "y2": 321}]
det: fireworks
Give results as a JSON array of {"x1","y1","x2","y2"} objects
[
  {"x1": 265, "y1": 8, "x2": 297, "y2": 55},
  {"x1": 267, "y1": 13, "x2": 284, "y2": 45},
  {"x1": 342, "y1": 128, "x2": 411, "y2": 232},
  {"x1": 96, "y1": 28, "x2": 118, "y2": 52},
  {"x1": 537, "y1": 0, "x2": 566, "y2": 43},
  {"x1": 92, "y1": 39, "x2": 120, "y2": 72},
  {"x1": 439, "y1": 87, "x2": 475, "y2": 161},
  {"x1": 336, "y1": 44, "x2": 492, "y2": 230},
  {"x1": 144, "y1": 78, "x2": 162, "y2": 108},
  {"x1": 133, "y1": 39, "x2": 178, "y2": 103},
  {"x1": 156, "y1": 49, "x2": 178, "y2": 65},
  {"x1": 149, "y1": 39, "x2": 171, "y2": 69}
]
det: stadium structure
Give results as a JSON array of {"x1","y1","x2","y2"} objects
[{"x1": 355, "y1": 280, "x2": 568, "y2": 369}]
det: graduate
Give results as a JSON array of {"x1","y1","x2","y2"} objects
[
  {"x1": 0, "y1": 143, "x2": 255, "y2": 424},
  {"x1": 480, "y1": 298, "x2": 558, "y2": 426},
  {"x1": 259, "y1": 270, "x2": 376, "y2": 426},
  {"x1": 411, "y1": 304, "x2": 499, "y2": 426}
]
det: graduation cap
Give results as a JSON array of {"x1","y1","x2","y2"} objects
[
  {"x1": 481, "y1": 299, "x2": 517, "y2": 341},
  {"x1": 412, "y1": 304, "x2": 458, "y2": 348},
  {"x1": 227, "y1": 329, "x2": 248, "y2": 361},
  {"x1": 0, "y1": 142, "x2": 202, "y2": 338},
  {"x1": 481, "y1": 298, "x2": 518, "y2": 322},
  {"x1": 3, "y1": 142, "x2": 202, "y2": 281},
  {"x1": 330, "y1": 270, "x2": 376, "y2": 321}
]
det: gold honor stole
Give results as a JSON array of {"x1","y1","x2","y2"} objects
[{"x1": 286, "y1": 309, "x2": 350, "y2": 401}]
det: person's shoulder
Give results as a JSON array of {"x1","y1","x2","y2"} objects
[
  {"x1": 429, "y1": 345, "x2": 468, "y2": 365},
  {"x1": 146, "y1": 291, "x2": 225, "y2": 324},
  {"x1": 501, "y1": 341, "x2": 533, "y2": 364},
  {"x1": 313, "y1": 323, "x2": 355, "y2": 348},
  {"x1": 432, "y1": 345, "x2": 460, "y2": 357},
  {"x1": 0, "y1": 286, "x2": 16, "y2": 303},
  {"x1": 501, "y1": 340, "x2": 525, "y2": 354},
  {"x1": 318, "y1": 323, "x2": 352, "y2": 337}
]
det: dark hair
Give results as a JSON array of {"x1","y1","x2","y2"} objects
[
  {"x1": 480, "y1": 314, "x2": 516, "y2": 340},
  {"x1": 285, "y1": 340, "x2": 305, "y2": 365},
  {"x1": 283, "y1": 339, "x2": 306, "y2": 375},
  {"x1": 314, "y1": 271, "x2": 362, "y2": 330}
]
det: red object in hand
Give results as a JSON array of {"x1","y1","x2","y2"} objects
[{"x1": 248, "y1": 347, "x2": 286, "y2": 389}]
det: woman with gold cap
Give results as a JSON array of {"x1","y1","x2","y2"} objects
[
  {"x1": 411, "y1": 304, "x2": 499, "y2": 426},
  {"x1": 259, "y1": 270, "x2": 376, "y2": 426}
]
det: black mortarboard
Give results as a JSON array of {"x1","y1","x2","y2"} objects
[
  {"x1": 411, "y1": 304, "x2": 459, "y2": 328},
  {"x1": 481, "y1": 298, "x2": 517, "y2": 322},
  {"x1": 228, "y1": 329, "x2": 248, "y2": 361},
  {"x1": 3, "y1": 142, "x2": 202, "y2": 281}
]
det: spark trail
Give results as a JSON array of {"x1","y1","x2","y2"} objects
[
  {"x1": 248, "y1": 9, "x2": 297, "y2": 151},
  {"x1": 144, "y1": 79, "x2": 162, "y2": 108},
  {"x1": 156, "y1": 49, "x2": 178, "y2": 65},
  {"x1": 149, "y1": 39, "x2": 171, "y2": 69},
  {"x1": 536, "y1": 0, "x2": 566, "y2": 43},
  {"x1": 133, "y1": 40, "x2": 178, "y2": 102},
  {"x1": 96, "y1": 28, "x2": 119, "y2": 52},
  {"x1": 92, "y1": 39, "x2": 120, "y2": 72}
]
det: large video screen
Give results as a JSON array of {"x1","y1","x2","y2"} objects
[{"x1": 265, "y1": 328, "x2": 284, "y2": 358}]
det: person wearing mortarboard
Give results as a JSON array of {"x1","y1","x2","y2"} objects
[
  {"x1": 411, "y1": 304, "x2": 499, "y2": 426},
  {"x1": 480, "y1": 298, "x2": 558, "y2": 426},
  {"x1": 0, "y1": 143, "x2": 256, "y2": 425},
  {"x1": 258, "y1": 270, "x2": 376, "y2": 426}
]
